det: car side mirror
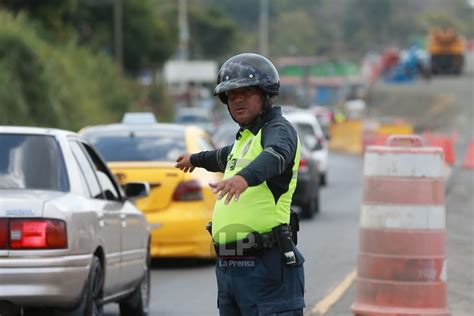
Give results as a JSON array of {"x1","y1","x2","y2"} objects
[{"x1": 123, "y1": 182, "x2": 150, "y2": 199}]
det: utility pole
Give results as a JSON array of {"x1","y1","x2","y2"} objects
[
  {"x1": 259, "y1": 0, "x2": 269, "y2": 56},
  {"x1": 178, "y1": 0, "x2": 189, "y2": 61},
  {"x1": 113, "y1": 0, "x2": 123, "y2": 69}
]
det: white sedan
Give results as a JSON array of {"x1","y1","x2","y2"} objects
[{"x1": 0, "y1": 126, "x2": 151, "y2": 316}]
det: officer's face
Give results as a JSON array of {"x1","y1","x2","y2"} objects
[{"x1": 227, "y1": 87, "x2": 264, "y2": 125}]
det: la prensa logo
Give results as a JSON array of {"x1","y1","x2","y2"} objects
[{"x1": 209, "y1": 223, "x2": 260, "y2": 276}]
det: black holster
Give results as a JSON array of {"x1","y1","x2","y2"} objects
[{"x1": 289, "y1": 209, "x2": 300, "y2": 245}]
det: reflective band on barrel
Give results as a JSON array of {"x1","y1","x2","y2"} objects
[
  {"x1": 364, "y1": 150, "x2": 444, "y2": 178},
  {"x1": 360, "y1": 205, "x2": 445, "y2": 229},
  {"x1": 363, "y1": 177, "x2": 445, "y2": 205}
]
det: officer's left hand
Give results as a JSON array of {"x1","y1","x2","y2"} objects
[{"x1": 209, "y1": 175, "x2": 248, "y2": 205}]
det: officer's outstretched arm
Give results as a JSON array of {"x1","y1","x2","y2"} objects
[{"x1": 175, "y1": 153, "x2": 195, "y2": 173}]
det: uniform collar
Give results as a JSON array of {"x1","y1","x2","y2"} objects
[{"x1": 235, "y1": 106, "x2": 282, "y2": 140}]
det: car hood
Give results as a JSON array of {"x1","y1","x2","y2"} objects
[{"x1": 0, "y1": 190, "x2": 65, "y2": 218}]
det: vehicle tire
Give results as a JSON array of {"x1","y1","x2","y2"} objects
[
  {"x1": 83, "y1": 256, "x2": 104, "y2": 316},
  {"x1": 320, "y1": 173, "x2": 327, "y2": 187},
  {"x1": 53, "y1": 256, "x2": 103, "y2": 316},
  {"x1": 313, "y1": 185, "x2": 320, "y2": 214},
  {"x1": 0, "y1": 301, "x2": 21, "y2": 316},
  {"x1": 119, "y1": 248, "x2": 151, "y2": 316},
  {"x1": 301, "y1": 189, "x2": 318, "y2": 219}
]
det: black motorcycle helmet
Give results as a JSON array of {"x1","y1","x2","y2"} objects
[{"x1": 213, "y1": 53, "x2": 280, "y2": 105}]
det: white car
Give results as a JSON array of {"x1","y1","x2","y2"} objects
[
  {"x1": 284, "y1": 111, "x2": 329, "y2": 186},
  {"x1": 0, "y1": 126, "x2": 151, "y2": 316}
]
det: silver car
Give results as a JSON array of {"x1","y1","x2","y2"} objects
[{"x1": 0, "y1": 126, "x2": 151, "y2": 316}]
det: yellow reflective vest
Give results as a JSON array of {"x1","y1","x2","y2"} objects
[{"x1": 211, "y1": 128, "x2": 300, "y2": 244}]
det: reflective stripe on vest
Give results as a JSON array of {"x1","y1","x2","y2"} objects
[{"x1": 211, "y1": 128, "x2": 300, "y2": 244}]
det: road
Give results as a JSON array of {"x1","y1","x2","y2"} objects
[{"x1": 105, "y1": 53, "x2": 474, "y2": 315}]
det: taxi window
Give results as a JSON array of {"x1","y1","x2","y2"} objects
[
  {"x1": 86, "y1": 129, "x2": 186, "y2": 162},
  {"x1": 0, "y1": 134, "x2": 69, "y2": 191}
]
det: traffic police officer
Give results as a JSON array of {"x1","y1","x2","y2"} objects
[{"x1": 176, "y1": 53, "x2": 305, "y2": 315}]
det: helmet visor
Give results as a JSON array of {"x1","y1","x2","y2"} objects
[{"x1": 213, "y1": 78, "x2": 261, "y2": 96}]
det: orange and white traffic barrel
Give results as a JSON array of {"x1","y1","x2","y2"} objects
[{"x1": 352, "y1": 135, "x2": 450, "y2": 316}]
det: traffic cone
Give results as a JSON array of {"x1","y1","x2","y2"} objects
[
  {"x1": 424, "y1": 131, "x2": 456, "y2": 165},
  {"x1": 352, "y1": 135, "x2": 450, "y2": 316},
  {"x1": 462, "y1": 139, "x2": 474, "y2": 169}
]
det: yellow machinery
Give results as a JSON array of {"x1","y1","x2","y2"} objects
[{"x1": 428, "y1": 27, "x2": 466, "y2": 75}]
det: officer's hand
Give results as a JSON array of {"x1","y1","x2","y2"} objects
[
  {"x1": 175, "y1": 154, "x2": 195, "y2": 173},
  {"x1": 209, "y1": 175, "x2": 248, "y2": 205}
]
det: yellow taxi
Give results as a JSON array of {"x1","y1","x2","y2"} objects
[{"x1": 81, "y1": 122, "x2": 221, "y2": 258}]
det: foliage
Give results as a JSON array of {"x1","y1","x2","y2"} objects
[
  {"x1": 0, "y1": 11, "x2": 130, "y2": 130},
  {"x1": 1, "y1": 0, "x2": 179, "y2": 75},
  {"x1": 155, "y1": 1, "x2": 239, "y2": 62},
  {"x1": 76, "y1": 0, "x2": 177, "y2": 74},
  {"x1": 0, "y1": 0, "x2": 79, "y2": 41},
  {"x1": 187, "y1": 5, "x2": 238, "y2": 60}
]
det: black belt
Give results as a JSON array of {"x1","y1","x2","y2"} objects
[{"x1": 206, "y1": 214, "x2": 300, "y2": 258}]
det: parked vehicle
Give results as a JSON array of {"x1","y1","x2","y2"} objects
[
  {"x1": 284, "y1": 110, "x2": 329, "y2": 186},
  {"x1": 0, "y1": 126, "x2": 150, "y2": 316},
  {"x1": 81, "y1": 122, "x2": 221, "y2": 259}
]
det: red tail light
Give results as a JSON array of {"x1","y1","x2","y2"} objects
[
  {"x1": 9, "y1": 219, "x2": 67, "y2": 249},
  {"x1": 173, "y1": 180, "x2": 203, "y2": 201},
  {"x1": 299, "y1": 158, "x2": 309, "y2": 173},
  {"x1": 0, "y1": 219, "x2": 8, "y2": 249}
]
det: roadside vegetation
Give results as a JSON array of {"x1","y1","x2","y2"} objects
[{"x1": 0, "y1": 11, "x2": 130, "y2": 130}]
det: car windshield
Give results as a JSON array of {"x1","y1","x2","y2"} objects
[
  {"x1": 0, "y1": 134, "x2": 69, "y2": 191},
  {"x1": 86, "y1": 129, "x2": 186, "y2": 162}
]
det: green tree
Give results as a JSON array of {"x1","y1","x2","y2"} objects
[
  {"x1": 188, "y1": 5, "x2": 238, "y2": 59},
  {"x1": 1, "y1": 0, "x2": 178, "y2": 75},
  {"x1": 155, "y1": 1, "x2": 239, "y2": 61},
  {"x1": 0, "y1": 11, "x2": 131, "y2": 130}
]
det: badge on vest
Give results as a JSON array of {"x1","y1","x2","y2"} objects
[{"x1": 229, "y1": 158, "x2": 237, "y2": 171}]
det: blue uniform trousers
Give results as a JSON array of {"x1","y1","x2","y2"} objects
[{"x1": 216, "y1": 246, "x2": 305, "y2": 316}]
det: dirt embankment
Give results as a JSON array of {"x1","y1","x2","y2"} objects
[
  {"x1": 368, "y1": 80, "x2": 458, "y2": 133},
  {"x1": 367, "y1": 52, "x2": 473, "y2": 136}
]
